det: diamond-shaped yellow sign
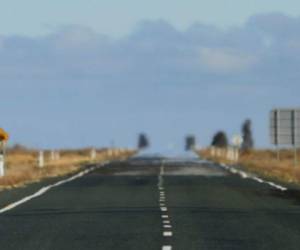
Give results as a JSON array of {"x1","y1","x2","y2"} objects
[{"x1": 0, "y1": 128, "x2": 9, "y2": 142}]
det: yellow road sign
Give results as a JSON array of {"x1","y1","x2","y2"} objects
[{"x1": 0, "y1": 128, "x2": 9, "y2": 141}]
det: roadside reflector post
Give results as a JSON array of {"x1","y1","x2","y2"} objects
[
  {"x1": 55, "y1": 151, "x2": 60, "y2": 160},
  {"x1": 50, "y1": 150, "x2": 60, "y2": 161},
  {"x1": 0, "y1": 154, "x2": 4, "y2": 177},
  {"x1": 227, "y1": 147, "x2": 235, "y2": 161},
  {"x1": 91, "y1": 148, "x2": 96, "y2": 161},
  {"x1": 232, "y1": 135, "x2": 243, "y2": 163},
  {"x1": 38, "y1": 151, "x2": 44, "y2": 168},
  {"x1": 50, "y1": 150, "x2": 55, "y2": 161},
  {"x1": 0, "y1": 128, "x2": 9, "y2": 177}
]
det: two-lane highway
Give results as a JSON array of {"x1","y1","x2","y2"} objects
[{"x1": 1, "y1": 156, "x2": 300, "y2": 249}]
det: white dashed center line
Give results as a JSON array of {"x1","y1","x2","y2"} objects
[
  {"x1": 158, "y1": 162, "x2": 173, "y2": 250},
  {"x1": 163, "y1": 231, "x2": 173, "y2": 237}
]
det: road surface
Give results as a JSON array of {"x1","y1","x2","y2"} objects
[{"x1": 0, "y1": 156, "x2": 300, "y2": 250}]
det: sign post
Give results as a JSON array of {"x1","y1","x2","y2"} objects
[{"x1": 270, "y1": 109, "x2": 300, "y2": 167}]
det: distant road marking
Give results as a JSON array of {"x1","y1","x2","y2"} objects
[
  {"x1": 164, "y1": 224, "x2": 172, "y2": 228},
  {"x1": 162, "y1": 246, "x2": 172, "y2": 250},
  {"x1": 219, "y1": 163, "x2": 287, "y2": 191},
  {"x1": 161, "y1": 207, "x2": 168, "y2": 212},
  {"x1": 162, "y1": 215, "x2": 169, "y2": 218},
  {"x1": 0, "y1": 162, "x2": 108, "y2": 214},
  {"x1": 163, "y1": 220, "x2": 170, "y2": 224}
]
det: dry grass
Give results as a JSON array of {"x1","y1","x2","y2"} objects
[
  {"x1": 197, "y1": 148, "x2": 300, "y2": 185},
  {"x1": 0, "y1": 148, "x2": 137, "y2": 189}
]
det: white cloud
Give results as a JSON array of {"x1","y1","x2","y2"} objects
[{"x1": 199, "y1": 47, "x2": 258, "y2": 73}]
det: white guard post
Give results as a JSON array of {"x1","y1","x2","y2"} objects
[
  {"x1": 0, "y1": 141, "x2": 5, "y2": 177},
  {"x1": 91, "y1": 148, "x2": 96, "y2": 161},
  {"x1": 38, "y1": 150, "x2": 44, "y2": 168},
  {"x1": 231, "y1": 135, "x2": 243, "y2": 162},
  {"x1": 51, "y1": 150, "x2": 55, "y2": 161},
  {"x1": 0, "y1": 154, "x2": 4, "y2": 177},
  {"x1": 55, "y1": 151, "x2": 60, "y2": 160}
]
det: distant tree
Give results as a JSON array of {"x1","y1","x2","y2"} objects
[
  {"x1": 241, "y1": 119, "x2": 254, "y2": 151},
  {"x1": 185, "y1": 135, "x2": 196, "y2": 151},
  {"x1": 211, "y1": 131, "x2": 228, "y2": 148},
  {"x1": 138, "y1": 133, "x2": 149, "y2": 150}
]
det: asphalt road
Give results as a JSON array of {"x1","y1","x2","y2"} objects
[{"x1": 1, "y1": 156, "x2": 300, "y2": 250}]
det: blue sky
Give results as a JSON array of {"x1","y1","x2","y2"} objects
[
  {"x1": 1, "y1": 2, "x2": 300, "y2": 151},
  {"x1": 1, "y1": 0, "x2": 300, "y2": 37}
]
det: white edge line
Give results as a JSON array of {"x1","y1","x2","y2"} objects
[
  {"x1": 0, "y1": 162, "x2": 108, "y2": 214},
  {"x1": 219, "y1": 163, "x2": 287, "y2": 191}
]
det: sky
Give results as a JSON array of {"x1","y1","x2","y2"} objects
[
  {"x1": 1, "y1": 1, "x2": 300, "y2": 151},
  {"x1": 1, "y1": 0, "x2": 300, "y2": 37}
]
